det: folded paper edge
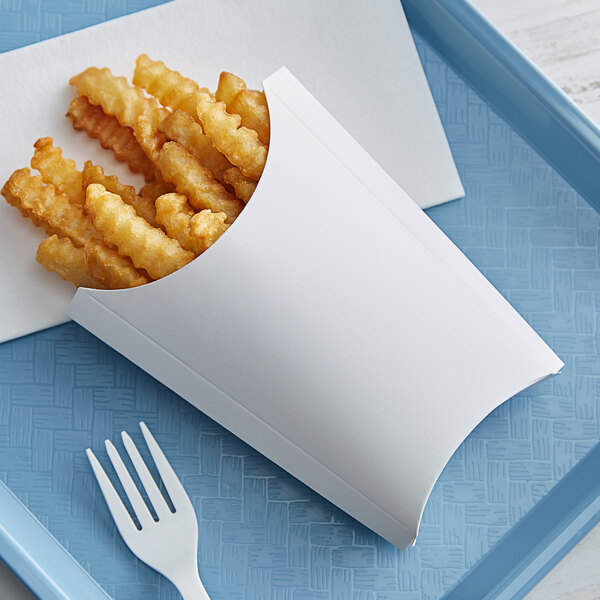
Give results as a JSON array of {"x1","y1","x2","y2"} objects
[
  {"x1": 68, "y1": 291, "x2": 418, "y2": 549},
  {"x1": 413, "y1": 366, "x2": 562, "y2": 543}
]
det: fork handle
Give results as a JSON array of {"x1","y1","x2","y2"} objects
[{"x1": 175, "y1": 570, "x2": 211, "y2": 600}]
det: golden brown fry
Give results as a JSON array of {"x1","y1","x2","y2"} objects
[
  {"x1": 155, "y1": 193, "x2": 228, "y2": 255},
  {"x1": 85, "y1": 183, "x2": 194, "y2": 279},
  {"x1": 3, "y1": 168, "x2": 100, "y2": 247},
  {"x1": 133, "y1": 54, "x2": 210, "y2": 120},
  {"x1": 139, "y1": 180, "x2": 174, "y2": 201},
  {"x1": 157, "y1": 142, "x2": 243, "y2": 223},
  {"x1": 190, "y1": 209, "x2": 229, "y2": 252},
  {"x1": 82, "y1": 161, "x2": 158, "y2": 227},
  {"x1": 70, "y1": 67, "x2": 168, "y2": 129},
  {"x1": 66, "y1": 96, "x2": 155, "y2": 182},
  {"x1": 2, "y1": 179, "x2": 53, "y2": 232},
  {"x1": 229, "y1": 89, "x2": 270, "y2": 145},
  {"x1": 133, "y1": 115, "x2": 166, "y2": 176},
  {"x1": 158, "y1": 111, "x2": 232, "y2": 184},
  {"x1": 31, "y1": 137, "x2": 85, "y2": 206},
  {"x1": 85, "y1": 240, "x2": 150, "y2": 288},
  {"x1": 215, "y1": 72, "x2": 246, "y2": 108},
  {"x1": 223, "y1": 166, "x2": 257, "y2": 203},
  {"x1": 197, "y1": 92, "x2": 267, "y2": 181},
  {"x1": 36, "y1": 235, "x2": 106, "y2": 289}
]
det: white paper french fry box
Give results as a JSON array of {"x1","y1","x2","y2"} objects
[{"x1": 69, "y1": 68, "x2": 563, "y2": 549}]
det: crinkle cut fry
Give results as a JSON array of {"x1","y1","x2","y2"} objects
[
  {"x1": 155, "y1": 193, "x2": 228, "y2": 255},
  {"x1": 67, "y1": 96, "x2": 155, "y2": 182},
  {"x1": 133, "y1": 115, "x2": 169, "y2": 185},
  {"x1": 70, "y1": 66, "x2": 169, "y2": 129},
  {"x1": 37, "y1": 235, "x2": 106, "y2": 289},
  {"x1": 158, "y1": 110, "x2": 232, "y2": 184},
  {"x1": 85, "y1": 183, "x2": 194, "y2": 280},
  {"x1": 140, "y1": 180, "x2": 174, "y2": 202},
  {"x1": 85, "y1": 240, "x2": 150, "y2": 288},
  {"x1": 223, "y1": 166, "x2": 257, "y2": 204},
  {"x1": 189, "y1": 208, "x2": 230, "y2": 252},
  {"x1": 2, "y1": 180, "x2": 53, "y2": 232},
  {"x1": 229, "y1": 89, "x2": 270, "y2": 145},
  {"x1": 133, "y1": 54, "x2": 210, "y2": 120},
  {"x1": 215, "y1": 72, "x2": 247, "y2": 108},
  {"x1": 31, "y1": 137, "x2": 85, "y2": 206},
  {"x1": 133, "y1": 116, "x2": 175, "y2": 194},
  {"x1": 197, "y1": 92, "x2": 267, "y2": 181},
  {"x1": 82, "y1": 161, "x2": 158, "y2": 227},
  {"x1": 3, "y1": 168, "x2": 100, "y2": 247},
  {"x1": 157, "y1": 141, "x2": 243, "y2": 223}
]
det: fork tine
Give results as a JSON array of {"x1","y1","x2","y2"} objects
[
  {"x1": 105, "y1": 439, "x2": 154, "y2": 528},
  {"x1": 121, "y1": 431, "x2": 171, "y2": 519},
  {"x1": 86, "y1": 448, "x2": 139, "y2": 538},
  {"x1": 139, "y1": 422, "x2": 193, "y2": 511}
]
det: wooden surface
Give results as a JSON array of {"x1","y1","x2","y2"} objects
[
  {"x1": 0, "y1": 561, "x2": 34, "y2": 600},
  {"x1": 471, "y1": 0, "x2": 600, "y2": 125},
  {"x1": 524, "y1": 521, "x2": 600, "y2": 600}
]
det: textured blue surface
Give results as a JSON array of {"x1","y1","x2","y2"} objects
[
  {"x1": 444, "y1": 439, "x2": 600, "y2": 600},
  {"x1": 1, "y1": 2, "x2": 600, "y2": 600}
]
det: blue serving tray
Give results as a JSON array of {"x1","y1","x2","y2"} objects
[{"x1": 1, "y1": 2, "x2": 600, "y2": 599}]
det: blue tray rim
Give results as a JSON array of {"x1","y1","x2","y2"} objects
[
  {"x1": 0, "y1": 478, "x2": 110, "y2": 600},
  {"x1": 441, "y1": 440, "x2": 600, "y2": 599}
]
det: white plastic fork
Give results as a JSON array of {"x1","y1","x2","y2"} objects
[{"x1": 86, "y1": 422, "x2": 210, "y2": 600}]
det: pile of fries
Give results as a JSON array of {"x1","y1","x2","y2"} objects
[{"x1": 1, "y1": 55, "x2": 270, "y2": 289}]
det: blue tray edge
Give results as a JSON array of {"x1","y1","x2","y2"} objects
[
  {"x1": 403, "y1": 0, "x2": 600, "y2": 214},
  {"x1": 0, "y1": 479, "x2": 110, "y2": 600},
  {"x1": 441, "y1": 441, "x2": 600, "y2": 600}
]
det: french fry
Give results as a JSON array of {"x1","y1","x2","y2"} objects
[
  {"x1": 215, "y1": 73, "x2": 269, "y2": 143},
  {"x1": 36, "y1": 235, "x2": 106, "y2": 289},
  {"x1": 2, "y1": 180, "x2": 54, "y2": 232},
  {"x1": 67, "y1": 96, "x2": 155, "y2": 182},
  {"x1": 155, "y1": 193, "x2": 228, "y2": 255},
  {"x1": 158, "y1": 111, "x2": 232, "y2": 184},
  {"x1": 82, "y1": 161, "x2": 158, "y2": 227},
  {"x1": 229, "y1": 89, "x2": 270, "y2": 145},
  {"x1": 70, "y1": 67, "x2": 169, "y2": 130},
  {"x1": 190, "y1": 209, "x2": 230, "y2": 252},
  {"x1": 139, "y1": 180, "x2": 174, "y2": 202},
  {"x1": 223, "y1": 166, "x2": 257, "y2": 203},
  {"x1": 85, "y1": 183, "x2": 194, "y2": 279},
  {"x1": 133, "y1": 116, "x2": 175, "y2": 195},
  {"x1": 3, "y1": 168, "x2": 100, "y2": 247},
  {"x1": 85, "y1": 240, "x2": 150, "y2": 288},
  {"x1": 157, "y1": 142, "x2": 243, "y2": 223},
  {"x1": 133, "y1": 115, "x2": 166, "y2": 175},
  {"x1": 7, "y1": 60, "x2": 267, "y2": 290},
  {"x1": 215, "y1": 72, "x2": 247, "y2": 108},
  {"x1": 31, "y1": 137, "x2": 85, "y2": 206},
  {"x1": 197, "y1": 92, "x2": 267, "y2": 181},
  {"x1": 133, "y1": 54, "x2": 210, "y2": 120}
]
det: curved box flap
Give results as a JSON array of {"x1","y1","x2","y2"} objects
[{"x1": 68, "y1": 68, "x2": 562, "y2": 549}]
